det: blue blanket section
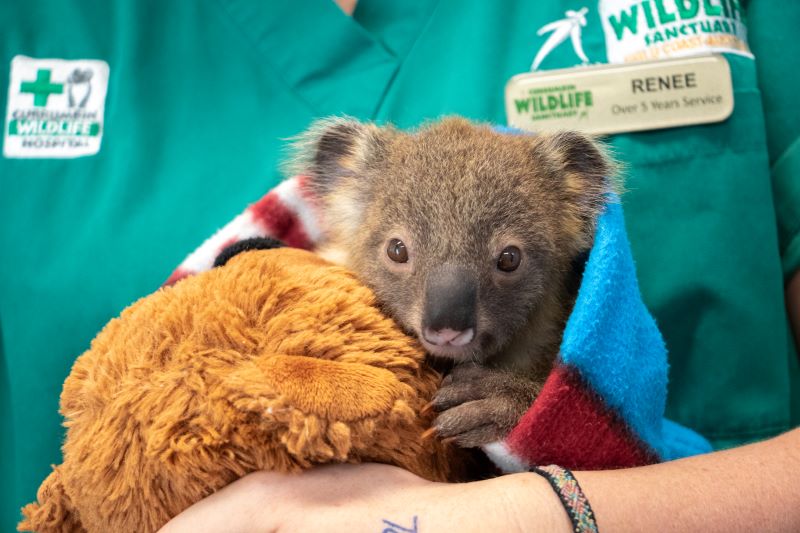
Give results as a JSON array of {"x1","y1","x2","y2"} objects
[
  {"x1": 493, "y1": 125, "x2": 710, "y2": 458},
  {"x1": 560, "y1": 198, "x2": 711, "y2": 459}
]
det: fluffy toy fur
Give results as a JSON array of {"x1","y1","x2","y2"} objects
[{"x1": 20, "y1": 248, "x2": 466, "y2": 533}]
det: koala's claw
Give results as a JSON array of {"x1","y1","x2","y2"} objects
[
  {"x1": 420, "y1": 426, "x2": 438, "y2": 441},
  {"x1": 420, "y1": 401, "x2": 436, "y2": 417}
]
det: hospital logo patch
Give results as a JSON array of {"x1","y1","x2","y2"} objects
[
  {"x1": 600, "y1": 0, "x2": 751, "y2": 64},
  {"x1": 4, "y1": 56, "x2": 110, "y2": 158}
]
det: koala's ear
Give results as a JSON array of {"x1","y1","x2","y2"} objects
[
  {"x1": 285, "y1": 118, "x2": 395, "y2": 252},
  {"x1": 287, "y1": 118, "x2": 394, "y2": 195},
  {"x1": 534, "y1": 131, "x2": 618, "y2": 250}
]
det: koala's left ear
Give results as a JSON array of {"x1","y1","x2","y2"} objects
[{"x1": 534, "y1": 131, "x2": 617, "y2": 251}]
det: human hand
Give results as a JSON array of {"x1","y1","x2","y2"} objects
[
  {"x1": 158, "y1": 463, "x2": 569, "y2": 533},
  {"x1": 428, "y1": 363, "x2": 542, "y2": 447}
]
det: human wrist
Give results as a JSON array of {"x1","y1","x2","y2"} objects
[{"x1": 483, "y1": 471, "x2": 574, "y2": 533}]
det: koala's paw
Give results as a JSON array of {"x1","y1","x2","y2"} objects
[{"x1": 428, "y1": 364, "x2": 543, "y2": 448}]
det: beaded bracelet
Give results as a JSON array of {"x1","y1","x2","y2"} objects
[{"x1": 530, "y1": 464, "x2": 599, "y2": 533}]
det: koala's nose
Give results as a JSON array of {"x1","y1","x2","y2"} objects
[
  {"x1": 422, "y1": 265, "x2": 477, "y2": 345},
  {"x1": 423, "y1": 327, "x2": 475, "y2": 347}
]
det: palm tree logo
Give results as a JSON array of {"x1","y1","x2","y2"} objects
[{"x1": 531, "y1": 7, "x2": 590, "y2": 71}]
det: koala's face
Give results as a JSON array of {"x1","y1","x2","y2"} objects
[
  {"x1": 297, "y1": 118, "x2": 611, "y2": 363},
  {"x1": 360, "y1": 196, "x2": 552, "y2": 362}
]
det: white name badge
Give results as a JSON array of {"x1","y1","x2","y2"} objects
[{"x1": 505, "y1": 54, "x2": 733, "y2": 136}]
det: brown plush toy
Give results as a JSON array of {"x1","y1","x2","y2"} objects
[{"x1": 20, "y1": 247, "x2": 467, "y2": 533}]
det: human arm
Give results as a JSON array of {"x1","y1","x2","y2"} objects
[
  {"x1": 574, "y1": 427, "x2": 800, "y2": 532},
  {"x1": 156, "y1": 463, "x2": 570, "y2": 533},
  {"x1": 160, "y1": 428, "x2": 800, "y2": 532}
]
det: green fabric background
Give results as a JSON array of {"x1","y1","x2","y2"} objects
[{"x1": 1, "y1": 0, "x2": 798, "y2": 529}]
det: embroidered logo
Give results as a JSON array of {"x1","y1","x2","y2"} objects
[
  {"x1": 531, "y1": 7, "x2": 591, "y2": 71},
  {"x1": 599, "y1": 0, "x2": 751, "y2": 64},
  {"x1": 66, "y1": 69, "x2": 94, "y2": 108},
  {"x1": 4, "y1": 56, "x2": 110, "y2": 158}
]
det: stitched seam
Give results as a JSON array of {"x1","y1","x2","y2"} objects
[
  {"x1": 370, "y1": 0, "x2": 443, "y2": 118},
  {"x1": 210, "y1": 0, "x2": 319, "y2": 116}
]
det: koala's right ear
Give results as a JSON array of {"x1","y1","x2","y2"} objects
[
  {"x1": 286, "y1": 118, "x2": 394, "y2": 196},
  {"x1": 286, "y1": 118, "x2": 395, "y2": 248}
]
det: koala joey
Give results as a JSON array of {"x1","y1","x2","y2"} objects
[{"x1": 289, "y1": 117, "x2": 615, "y2": 448}]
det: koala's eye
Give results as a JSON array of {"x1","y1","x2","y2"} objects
[
  {"x1": 387, "y1": 238, "x2": 409, "y2": 263},
  {"x1": 497, "y1": 246, "x2": 521, "y2": 272}
]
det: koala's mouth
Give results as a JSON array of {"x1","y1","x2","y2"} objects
[
  {"x1": 423, "y1": 327, "x2": 474, "y2": 347},
  {"x1": 419, "y1": 328, "x2": 479, "y2": 362}
]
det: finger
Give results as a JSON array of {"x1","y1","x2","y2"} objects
[
  {"x1": 450, "y1": 424, "x2": 505, "y2": 448},
  {"x1": 433, "y1": 399, "x2": 498, "y2": 440},
  {"x1": 431, "y1": 382, "x2": 484, "y2": 412},
  {"x1": 452, "y1": 363, "x2": 490, "y2": 380},
  {"x1": 440, "y1": 363, "x2": 485, "y2": 387},
  {"x1": 440, "y1": 372, "x2": 454, "y2": 387}
]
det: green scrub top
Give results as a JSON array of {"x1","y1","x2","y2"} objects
[{"x1": 2, "y1": 0, "x2": 798, "y2": 529}]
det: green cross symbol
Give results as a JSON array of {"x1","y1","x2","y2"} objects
[{"x1": 20, "y1": 69, "x2": 64, "y2": 107}]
